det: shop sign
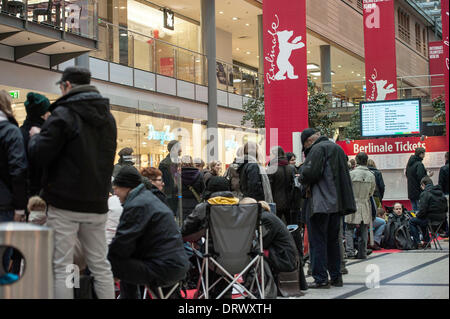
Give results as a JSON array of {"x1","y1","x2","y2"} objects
[
  {"x1": 163, "y1": 8, "x2": 174, "y2": 30},
  {"x1": 336, "y1": 136, "x2": 447, "y2": 170},
  {"x1": 263, "y1": 0, "x2": 308, "y2": 153},
  {"x1": 147, "y1": 125, "x2": 175, "y2": 145},
  {"x1": 225, "y1": 136, "x2": 239, "y2": 151},
  {"x1": 362, "y1": 0, "x2": 398, "y2": 102},
  {"x1": 428, "y1": 41, "x2": 445, "y2": 99},
  {"x1": 9, "y1": 91, "x2": 19, "y2": 99}
]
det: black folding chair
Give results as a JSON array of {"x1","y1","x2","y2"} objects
[
  {"x1": 195, "y1": 203, "x2": 266, "y2": 299},
  {"x1": 423, "y1": 220, "x2": 445, "y2": 250}
]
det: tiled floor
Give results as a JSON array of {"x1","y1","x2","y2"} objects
[{"x1": 287, "y1": 240, "x2": 449, "y2": 299}]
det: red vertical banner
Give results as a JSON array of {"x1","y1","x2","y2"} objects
[
  {"x1": 428, "y1": 41, "x2": 445, "y2": 99},
  {"x1": 263, "y1": 0, "x2": 308, "y2": 153},
  {"x1": 363, "y1": 0, "x2": 398, "y2": 102},
  {"x1": 441, "y1": 0, "x2": 449, "y2": 150}
]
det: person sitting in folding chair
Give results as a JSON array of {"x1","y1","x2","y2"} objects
[
  {"x1": 108, "y1": 166, "x2": 190, "y2": 299},
  {"x1": 409, "y1": 176, "x2": 448, "y2": 249}
]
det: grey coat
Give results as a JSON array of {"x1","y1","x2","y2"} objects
[{"x1": 345, "y1": 165, "x2": 376, "y2": 225}]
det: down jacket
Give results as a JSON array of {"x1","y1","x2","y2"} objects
[
  {"x1": 108, "y1": 184, "x2": 190, "y2": 287},
  {"x1": 0, "y1": 113, "x2": 27, "y2": 212},
  {"x1": 345, "y1": 166, "x2": 376, "y2": 225},
  {"x1": 416, "y1": 184, "x2": 448, "y2": 222},
  {"x1": 28, "y1": 85, "x2": 117, "y2": 213}
]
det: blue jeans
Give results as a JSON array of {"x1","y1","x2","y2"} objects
[
  {"x1": 410, "y1": 199, "x2": 420, "y2": 212},
  {"x1": 307, "y1": 213, "x2": 341, "y2": 284},
  {"x1": 409, "y1": 217, "x2": 430, "y2": 244},
  {"x1": 0, "y1": 211, "x2": 14, "y2": 273},
  {"x1": 373, "y1": 217, "x2": 386, "y2": 245}
]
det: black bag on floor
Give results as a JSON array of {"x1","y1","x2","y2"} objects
[
  {"x1": 276, "y1": 225, "x2": 307, "y2": 297},
  {"x1": 74, "y1": 274, "x2": 97, "y2": 299},
  {"x1": 394, "y1": 224, "x2": 416, "y2": 250}
]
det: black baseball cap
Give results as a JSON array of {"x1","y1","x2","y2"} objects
[{"x1": 56, "y1": 67, "x2": 91, "y2": 85}]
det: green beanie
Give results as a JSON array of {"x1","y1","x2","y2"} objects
[{"x1": 24, "y1": 92, "x2": 50, "y2": 118}]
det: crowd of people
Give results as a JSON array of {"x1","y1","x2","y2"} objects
[{"x1": 0, "y1": 66, "x2": 449, "y2": 297}]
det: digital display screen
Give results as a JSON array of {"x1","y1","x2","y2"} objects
[{"x1": 360, "y1": 99, "x2": 422, "y2": 137}]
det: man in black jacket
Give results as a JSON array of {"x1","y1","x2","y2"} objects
[
  {"x1": 108, "y1": 166, "x2": 190, "y2": 299},
  {"x1": 159, "y1": 140, "x2": 182, "y2": 216},
  {"x1": 409, "y1": 176, "x2": 448, "y2": 247},
  {"x1": 406, "y1": 147, "x2": 428, "y2": 212},
  {"x1": 299, "y1": 129, "x2": 356, "y2": 289},
  {"x1": 28, "y1": 67, "x2": 117, "y2": 299}
]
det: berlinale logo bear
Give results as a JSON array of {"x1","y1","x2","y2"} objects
[{"x1": 265, "y1": 15, "x2": 305, "y2": 84}]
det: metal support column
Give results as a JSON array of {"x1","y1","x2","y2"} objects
[{"x1": 201, "y1": 0, "x2": 218, "y2": 162}]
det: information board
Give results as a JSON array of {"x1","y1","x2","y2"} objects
[{"x1": 360, "y1": 99, "x2": 422, "y2": 137}]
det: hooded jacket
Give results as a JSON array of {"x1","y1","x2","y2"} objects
[
  {"x1": 416, "y1": 184, "x2": 448, "y2": 222},
  {"x1": 224, "y1": 159, "x2": 243, "y2": 198},
  {"x1": 300, "y1": 136, "x2": 356, "y2": 218},
  {"x1": 108, "y1": 184, "x2": 190, "y2": 287},
  {"x1": 406, "y1": 155, "x2": 427, "y2": 200},
  {"x1": 141, "y1": 176, "x2": 169, "y2": 208},
  {"x1": 0, "y1": 112, "x2": 27, "y2": 212},
  {"x1": 28, "y1": 85, "x2": 117, "y2": 213},
  {"x1": 268, "y1": 157, "x2": 295, "y2": 211}
]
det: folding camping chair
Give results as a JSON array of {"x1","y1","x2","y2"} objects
[
  {"x1": 423, "y1": 220, "x2": 445, "y2": 250},
  {"x1": 195, "y1": 203, "x2": 266, "y2": 299},
  {"x1": 143, "y1": 282, "x2": 181, "y2": 299}
]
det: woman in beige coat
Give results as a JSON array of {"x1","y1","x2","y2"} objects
[{"x1": 344, "y1": 152, "x2": 376, "y2": 259}]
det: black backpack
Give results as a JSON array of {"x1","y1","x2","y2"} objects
[{"x1": 394, "y1": 224, "x2": 416, "y2": 250}]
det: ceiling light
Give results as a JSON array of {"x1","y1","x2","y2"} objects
[
  {"x1": 357, "y1": 73, "x2": 361, "y2": 77},
  {"x1": 232, "y1": 17, "x2": 239, "y2": 21},
  {"x1": 246, "y1": 51, "x2": 251, "y2": 54},
  {"x1": 120, "y1": 6, "x2": 126, "y2": 9},
  {"x1": 120, "y1": 33, "x2": 128, "y2": 37},
  {"x1": 234, "y1": 79, "x2": 242, "y2": 83},
  {"x1": 307, "y1": 63, "x2": 320, "y2": 70},
  {"x1": 338, "y1": 65, "x2": 342, "y2": 68},
  {"x1": 219, "y1": 11, "x2": 224, "y2": 14},
  {"x1": 351, "y1": 71, "x2": 355, "y2": 74},
  {"x1": 310, "y1": 71, "x2": 321, "y2": 76},
  {"x1": 245, "y1": 23, "x2": 250, "y2": 26},
  {"x1": 236, "y1": 48, "x2": 240, "y2": 51},
  {"x1": 307, "y1": 50, "x2": 311, "y2": 54}
]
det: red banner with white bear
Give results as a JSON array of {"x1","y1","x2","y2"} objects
[
  {"x1": 263, "y1": 0, "x2": 308, "y2": 153},
  {"x1": 441, "y1": 0, "x2": 449, "y2": 150},
  {"x1": 362, "y1": 0, "x2": 398, "y2": 102}
]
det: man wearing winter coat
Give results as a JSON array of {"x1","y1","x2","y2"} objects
[
  {"x1": 344, "y1": 152, "x2": 376, "y2": 259},
  {"x1": 409, "y1": 176, "x2": 448, "y2": 247},
  {"x1": 159, "y1": 140, "x2": 182, "y2": 215},
  {"x1": 108, "y1": 166, "x2": 190, "y2": 299},
  {"x1": 406, "y1": 147, "x2": 428, "y2": 212},
  {"x1": 28, "y1": 67, "x2": 117, "y2": 299},
  {"x1": 299, "y1": 129, "x2": 356, "y2": 289}
]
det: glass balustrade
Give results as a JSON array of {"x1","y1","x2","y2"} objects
[{"x1": 0, "y1": 0, "x2": 98, "y2": 39}]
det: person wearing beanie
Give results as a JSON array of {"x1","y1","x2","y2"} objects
[
  {"x1": 112, "y1": 147, "x2": 135, "y2": 179},
  {"x1": 181, "y1": 176, "x2": 238, "y2": 241},
  {"x1": 108, "y1": 165, "x2": 190, "y2": 299},
  {"x1": 18, "y1": 92, "x2": 51, "y2": 198},
  {"x1": 20, "y1": 92, "x2": 51, "y2": 148}
]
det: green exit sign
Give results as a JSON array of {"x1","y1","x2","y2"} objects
[{"x1": 9, "y1": 91, "x2": 19, "y2": 99}]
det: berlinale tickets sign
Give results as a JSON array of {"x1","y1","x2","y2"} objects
[
  {"x1": 263, "y1": 0, "x2": 308, "y2": 153},
  {"x1": 363, "y1": 0, "x2": 398, "y2": 102}
]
